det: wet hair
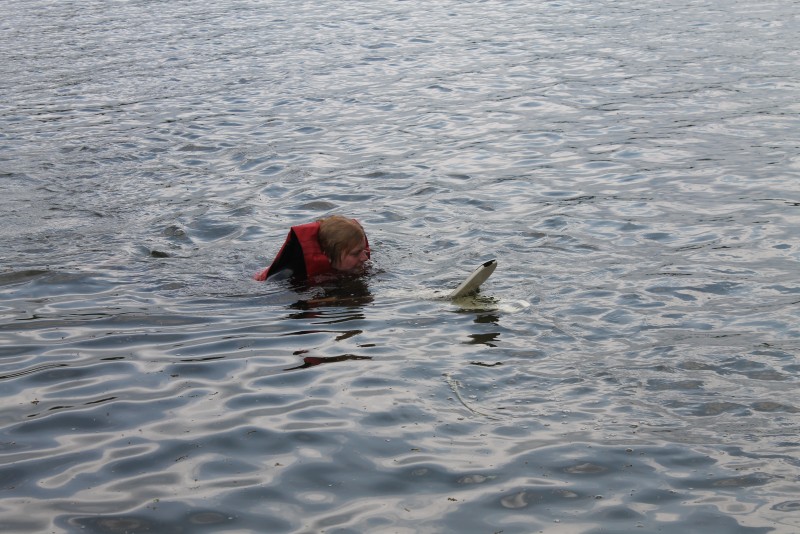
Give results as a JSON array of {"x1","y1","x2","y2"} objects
[{"x1": 317, "y1": 215, "x2": 366, "y2": 265}]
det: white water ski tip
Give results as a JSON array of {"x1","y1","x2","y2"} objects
[{"x1": 448, "y1": 259, "x2": 497, "y2": 299}]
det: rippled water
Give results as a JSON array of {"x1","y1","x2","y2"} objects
[{"x1": 2, "y1": 0, "x2": 800, "y2": 532}]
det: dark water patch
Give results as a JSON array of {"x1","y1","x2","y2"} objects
[
  {"x1": 0, "y1": 362, "x2": 69, "y2": 381},
  {"x1": 284, "y1": 353, "x2": 372, "y2": 371},
  {"x1": 646, "y1": 378, "x2": 705, "y2": 392},
  {"x1": 62, "y1": 503, "x2": 252, "y2": 534},
  {"x1": 772, "y1": 500, "x2": 800, "y2": 512},
  {"x1": 750, "y1": 402, "x2": 799, "y2": 414},
  {"x1": 0, "y1": 269, "x2": 51, "y2": 287}
]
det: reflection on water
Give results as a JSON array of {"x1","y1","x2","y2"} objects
[
  {"x1": 288, "y1": 273, "x2": 375, "y2": 312},
  {"x1": 1, "y1": 0, "x2": 800, "y2": 532},
  {"x1": 285, "y1": 353, "x2": 373, "y2": 371},
  {"x1": 282, "y1": 275, "x2": 375, "y2": 370}
]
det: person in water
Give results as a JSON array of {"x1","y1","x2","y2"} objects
[{"x1": 254, "y1": 215, "x2": 370, "y2": 281}]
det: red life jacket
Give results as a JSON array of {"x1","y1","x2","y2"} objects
[
  {"x1": 292, "y1": 222, "x2": 333, "y2": 277},
  {"x1": 254, "y1": 222, "x2": 331, "y2": 281},
  {"x1": 254, "y1": 220, "x2": 369, "y2": 282}
]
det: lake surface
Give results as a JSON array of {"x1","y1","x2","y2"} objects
[{"x1": 2, "y1": 0, "x2": 799, "y2": 532}]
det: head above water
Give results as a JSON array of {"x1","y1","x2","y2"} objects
[{"x1": 318, "y1": 215, "x2": 370, "y2": 272}]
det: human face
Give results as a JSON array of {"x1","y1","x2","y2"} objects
[{"x1": 334, "y1": 239, "x2": 369, "y2": 272}]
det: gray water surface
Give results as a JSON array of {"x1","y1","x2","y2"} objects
[{"x1": 1, "y1": 0, "x2": 799, "y2": 532}]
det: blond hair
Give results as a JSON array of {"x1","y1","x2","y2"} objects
[{"x1": 318, "y1": 215, "x2": 366, "y2": 264}]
